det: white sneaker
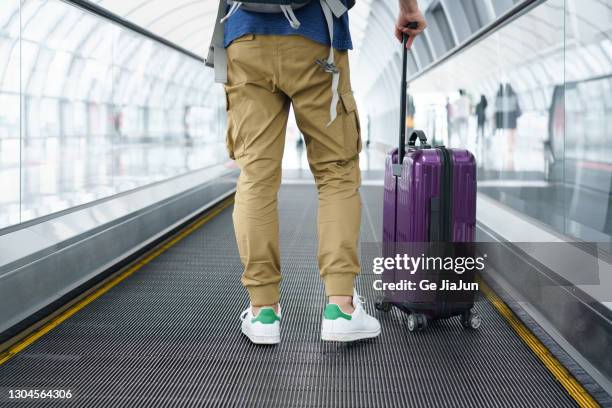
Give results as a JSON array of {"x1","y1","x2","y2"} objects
[
  {"x1": 240, "y1": 305, "x2": 281, "y2": 345},
  {"x1": 321, "y1": 290, "x2": 381, "y2": 342}
]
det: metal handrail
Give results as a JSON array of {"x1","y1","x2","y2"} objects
[
  {"x1": 61, "y1": 0, "x2": 205, "y2": 63},
  {"x1": 407, "y1": 0, "x2": 545, "y2": 83}
]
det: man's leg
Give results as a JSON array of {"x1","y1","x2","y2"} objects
[
  {"x1": 280, "y1": 36, "x2": 380, "y2": 342},
  {"x1": 226, "y1": 36, "x2": 290, "y2": 310},
  {"x1": 280, "y1": 37, "x2": 362, "y2": 311}
]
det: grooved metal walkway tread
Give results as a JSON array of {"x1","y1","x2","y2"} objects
[{"x1": 0, "y1": 185, "x2": 578, "y2": 407}]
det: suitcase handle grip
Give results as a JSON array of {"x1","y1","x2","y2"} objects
[
  {"x1": 398, "y1": 22, "x2": 420, "y2": 168},
  {"x1": 408, "y1": 130, "x2": 430, "y2": 148}
]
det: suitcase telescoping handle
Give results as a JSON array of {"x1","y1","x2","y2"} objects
[{"x1": 394, "y1": 22, "x2": 423, "y2": 178}]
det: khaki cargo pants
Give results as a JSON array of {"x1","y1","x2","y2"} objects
[{"x1": 225, "y1": 34, "x2": 362, "y2": 307}]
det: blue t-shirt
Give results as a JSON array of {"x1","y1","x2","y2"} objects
[{"x1": 223, "y1": 1, "x2": 352, "y2": 50}]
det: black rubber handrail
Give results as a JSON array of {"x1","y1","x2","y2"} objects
[
  {"x1": 407, "y1": 0, "x2": 544, "y2": 83},
  {"x1": 61, "y1": 0, "x2": 205, "y2": 63}
]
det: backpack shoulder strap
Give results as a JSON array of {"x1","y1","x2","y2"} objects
[
  {"x1": 323, "y1": 0, "x2": 347, "y2": 18},
  {"x1": 206, "y1": 0, "x2": 228, "y2": 84}
]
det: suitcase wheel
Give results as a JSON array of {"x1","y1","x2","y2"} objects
[
  {"x1": 374, "y1": 296, "x2": 392, "y2": 313},
  {"x1": 461, "y1": 310, "x2": 482, "y2": 330},
  {"x1": 407, "y1": 313, "x2": 428, "y2": 332}
]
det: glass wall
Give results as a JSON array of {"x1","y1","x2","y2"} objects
[
  {"x1": 405, "y1": 0, "x2": 612, "y2": 249},
  {"x1": 0, "y1": 0, "x2": 20, "y2": 228},
  {"x1": 0, "y1": 0, "x2": 226, "y2": 229},
  {"x1": 563, "y1": 0, "x2": 611, "y2": 245}
]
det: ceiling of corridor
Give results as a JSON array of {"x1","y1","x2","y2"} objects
[
  {"x1": 7, "y1": 0, "x2": 608, "y2": 107},
  {"x1": 84, "y1": 0, "x2": 611, "y2": 113}
]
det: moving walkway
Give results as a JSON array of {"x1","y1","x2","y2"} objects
[{"x1": 0, "y1": 185, "x2": 607, "y2": 407}]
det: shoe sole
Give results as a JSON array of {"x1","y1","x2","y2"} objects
[
  {"x1": 242, "y1": 327, "x2": 280, "y2": 345},
  {"x1": 321, "y1": 328, "x2": 381, "y2": 342}
]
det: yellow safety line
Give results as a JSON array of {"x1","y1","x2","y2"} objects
[
  {"x1": 479, "y1": 279, "x2": 600, "y2": 408},
  {"x1": 0, "y1": 196, "x2": 234, "y2": 367}
]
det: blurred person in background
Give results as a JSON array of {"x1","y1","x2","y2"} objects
[
  {"x1": 475, "y1": 94, "x2": 487, "y2": 143},
  {"x1": 495, "y1": 83, "x2": 521, "y2": 170},
  {"x1": 454, "y1": 89, "x2": 471, "y2": 146},
  {"x1": 405, "y1": 92, "x2": 416, "y2": 135},
  {"x1": 445, "y1": 96, "x2": 453, "y2": 146},
  {"x1": 475, "y1": 94, "x2": 488, "y2": 167}
]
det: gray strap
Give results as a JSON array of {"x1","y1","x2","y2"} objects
[
  {"x1": 206, "y1": 0, "x2": 228, "y2": 83},
  {"x1": 324, "y1": 0, "x2": 347, "y2": 18},
  {"x1": 320, "y1": 0, "x2": 340, "y2": 126},
  {"x1": 280, "y1": 5, "x2": 301, "y2": 29},
  {"x1": 220, "y1": 1, "x2": 242, "y2": 23},
  {"x1": 214, "y1": 46, "x2": 228, "y2": 84}
]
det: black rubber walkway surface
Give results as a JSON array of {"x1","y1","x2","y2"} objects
[{"x1": 0, "y1": 185, "x2": 577, "y2": 407}]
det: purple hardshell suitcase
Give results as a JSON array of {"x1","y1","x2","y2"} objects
[
  {"x1": 385, "y1": 143, "x2": 476, "y2": 243},
  {"x1": 377, "y1": 33, "x2": 480, "y2": 332}
]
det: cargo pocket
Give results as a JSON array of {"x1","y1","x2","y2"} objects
[{"x1": 340, "y1": 91, "x2": 362, "y2": 157}]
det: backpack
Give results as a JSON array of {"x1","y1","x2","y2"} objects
[
  {"x1": 224, "y1": 0, "x2": 355, "y2": 20},
  {"x1": 206, "y1": 0, "x2": 354, "y2": 124}
]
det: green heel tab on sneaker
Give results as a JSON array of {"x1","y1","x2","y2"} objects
[
  {"x1": 324, "y1": 304, "x2": 352, "y2": 321},
  {"x1": 251, "y1": 308, "x2": 280, "y2": 324}
]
